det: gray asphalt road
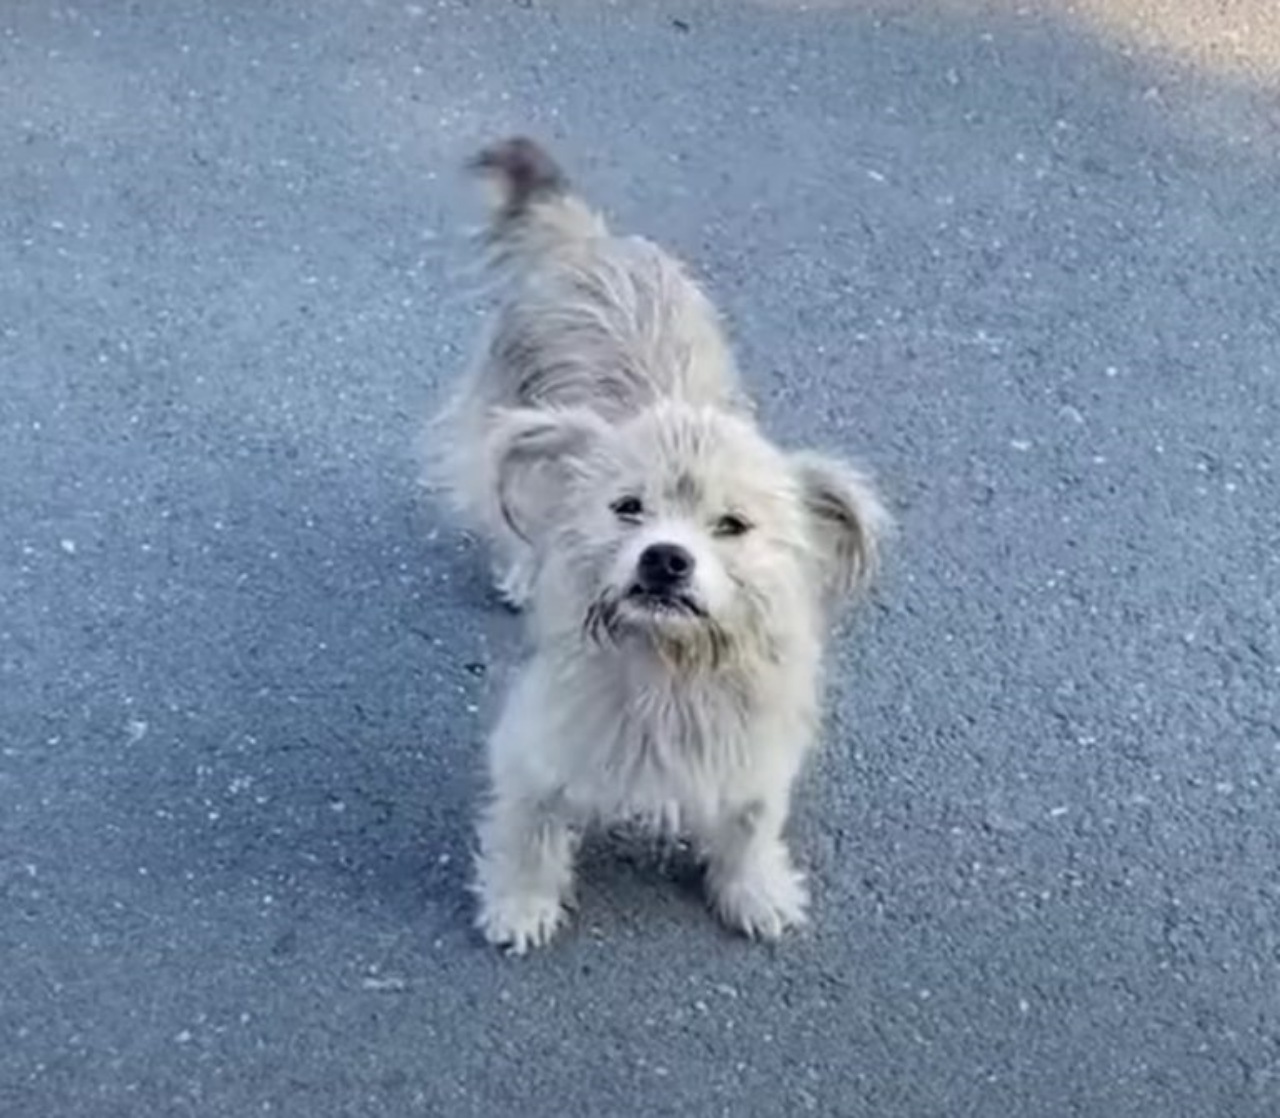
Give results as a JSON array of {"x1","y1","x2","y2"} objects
[{"x1": 3, "y1": 2, "x2": 1278, "y2": 1115}]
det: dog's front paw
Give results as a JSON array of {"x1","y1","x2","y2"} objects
[
  {"x1": 475, "y1": 886, "x2": 569, "y2": 955},
  {"x1": 709, "y1": 854, "x2": 809, "y2": 941}
]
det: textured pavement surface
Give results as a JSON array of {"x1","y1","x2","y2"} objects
[{"x1": 3, "y1": 2, "x2": 1279, "y2": 1115}]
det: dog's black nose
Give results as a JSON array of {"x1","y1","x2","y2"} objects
[{"x1": 637, "y1": 543, "x2": 694, "y2": 591}]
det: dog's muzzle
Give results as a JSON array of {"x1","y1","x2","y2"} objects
[{"x1": 624, "y1": 543, "x2": 705, "y2": 619}]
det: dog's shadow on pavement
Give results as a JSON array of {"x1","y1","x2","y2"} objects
[{"x1": 97, "y1": 419, "x2": 508, "y2": 934}]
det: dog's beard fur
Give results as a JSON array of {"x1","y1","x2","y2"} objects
[
  {"x1": 426, "y1": 137, "x2": 891, "y2": 954},
  {"x1": 585, "y1": 585, "x2": 732, "y2": 672}
]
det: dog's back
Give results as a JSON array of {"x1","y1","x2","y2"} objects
[
  {"x1": 429, "y1": 138, "x2": 763, "y2": 603},
  {"x1": 468, "y1": 137, "x2": 749, "y2": 422}
]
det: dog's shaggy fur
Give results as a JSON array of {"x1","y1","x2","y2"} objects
[{"x1": 429, "y1": 138, "x2": 889, "y2": 953}]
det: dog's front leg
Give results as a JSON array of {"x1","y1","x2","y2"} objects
[
  {"x1": 473, "y1": 790, "x2": 577, "y2": 954},
  {"x1": 701, "y1": 793, "x2": 808, "y2": 941}
]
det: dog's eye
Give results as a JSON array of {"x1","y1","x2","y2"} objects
[
  {"x1": 611, "y1": 496, "x2": 644, "y2": 520},
  {"x1": 713, "y1": 513, "x2": 752, "y2": 538}
]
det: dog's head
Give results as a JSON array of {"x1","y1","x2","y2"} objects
[{"x1": 490, "y1": 402, "x2": 888, "y2": 664}]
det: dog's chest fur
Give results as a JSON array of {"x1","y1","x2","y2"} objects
[{"x1": 541, "y1": 646, "x2": 814, "y2": 831}]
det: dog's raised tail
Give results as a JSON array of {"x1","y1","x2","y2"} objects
[
  {"x1": 468, "y1": 136, "x2": 605, "y2": 255},
  {"x1": 470, "y1": 137, "x2": 568, "y2": 216}
]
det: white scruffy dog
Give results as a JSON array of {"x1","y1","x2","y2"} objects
[{"x1": 430, "y1": 138, "x2": 889, "y2": 953}]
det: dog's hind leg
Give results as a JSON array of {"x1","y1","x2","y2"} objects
[{"x1": 490, "y1": 537, "x2": 536, "y2": 611}]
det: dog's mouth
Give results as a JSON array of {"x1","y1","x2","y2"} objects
[
  {"x1": 622, "y1": 585, "x2": 707, "y2": 619},
  {"x1": 584, "y1": 587, "x2": 712, "y2": 649}
]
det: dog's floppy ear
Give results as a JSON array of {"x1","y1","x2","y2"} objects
[
  {"x1": 487, "y1": 406, "x2": 606, "y2": 543},
  {"x1": 791, "y1": 452, "x2": 890, "y2": 602}
]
